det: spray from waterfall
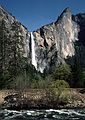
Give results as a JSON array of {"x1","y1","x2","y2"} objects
[{"x1": 30, "y1": 32, "x2": 37, "y2": 70}]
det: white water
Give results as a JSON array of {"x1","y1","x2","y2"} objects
[
  {"x1": 1, "y1": 109, "x2": 85, "y2": 120},
  {"x1": 31, "y1": 32, "x2": 37, "y2": 70}
]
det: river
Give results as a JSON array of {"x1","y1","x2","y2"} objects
[{"x1": 0, "y1": 109, "x2": 85, "y2": 120}]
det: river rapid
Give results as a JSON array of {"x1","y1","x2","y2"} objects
[{"x1": 0, "y1": 109, "x2": 85, "y2": 120}]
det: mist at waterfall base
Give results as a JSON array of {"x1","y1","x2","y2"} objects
[{"x1": 0, "y1": 109, "x2": 85, "y2": 120}]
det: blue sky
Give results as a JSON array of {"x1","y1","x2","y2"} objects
[{"x1": 0, "y1": 0, "x2": 85, "y2": 31}]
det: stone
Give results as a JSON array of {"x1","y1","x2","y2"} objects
[{"x1": 0, "y1": 6, "x2": 85, "y2": 73}]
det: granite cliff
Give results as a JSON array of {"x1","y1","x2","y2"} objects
[
  {"x1": 0, "y1": 6, "x2": 30, "y2": 79},
  {"x1": 0, "y1": 6, "x2": 85, "y2": 75},
  {"x1": 33, "y1": 8, "x2": 79, "y2": 72}
]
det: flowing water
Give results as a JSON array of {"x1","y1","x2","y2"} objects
[
  {"x1": 0, "y1": 109, "x2": 85, "y2": 120},
  {"x1": 30, "y1": 32, "x2": 37, "y2": 70}
]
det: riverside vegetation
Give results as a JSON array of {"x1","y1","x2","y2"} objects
[{"x1": 0, "y1": 63, "x2": 85, "y2": 109}]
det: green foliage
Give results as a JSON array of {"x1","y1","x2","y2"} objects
[
  {"x1": 76, "y1": 68, "x2": 85, "y2": 87},
  {"x1": 0, "y1": 17, "x2": 85, "y2": 89},
  {"x1": 48, "y1": 80, "x2": 70, "y2": 102},
  {"x1": 0, "y1": 20, "x2": 28, "y2": 89},
  {"x1": 53, "y1": 64, "x2": 72, "y2": 82},
  {"x1": 71, "y1": 53, "x2": 85, "y2": 87},
  {"x1": 50, "y1": 80, "x2": 70, "y2": 88},
  {"x1": 30, "y1": 79, "x2": 44, "y2": 89},
  {"x1": 70, "y1": 43, "x2": 85, "y2": 87},
  {"x1": 0, "y1": 72, "x2": 12, "y2": 89}
]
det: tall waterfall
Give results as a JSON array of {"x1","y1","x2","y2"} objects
[{"x1": 30, "y1": 32, "x2": 37, "y2": 70}]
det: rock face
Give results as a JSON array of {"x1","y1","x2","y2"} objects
[
  {"x1": 72, "y1": 13, "x2": 85, "y2": 66},
  {"x1": 33, "y1": 8, "x2": 79, "y2": 72},
  {"x1": 0, "y1": 6, "x2": 30, "y2": 77},
  {"x1": 0, "y1": 6, "x2": 85, "y2": 74}
]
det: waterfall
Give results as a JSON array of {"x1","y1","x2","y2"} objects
[{"x1": 30, "y1": 32, "x2": 37, "y2": 70}]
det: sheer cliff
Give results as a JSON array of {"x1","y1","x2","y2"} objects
[
  {"x1": 0, "y1": 6, "x2": 85, "y2": 75},
  {"x1": 0, "y1": 6, "x2": 30, "y2": 78},
  {"x1": 33, "y1": 8, "x2": 79, "y2": 72}
]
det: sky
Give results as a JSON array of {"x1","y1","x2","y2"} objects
[{"x1": 0, "y1": 0, "x2": 85, "y2": 31}]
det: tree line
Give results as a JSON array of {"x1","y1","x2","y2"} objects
[{"x1": 0, "y1": 19, "x2": 85, "y2": 90}]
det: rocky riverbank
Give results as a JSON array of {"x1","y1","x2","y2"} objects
[{"x1": 0, "y1": 89, "x2": 85, "y2": 110}]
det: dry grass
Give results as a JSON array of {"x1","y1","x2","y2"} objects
[{"x1": 0, "y1": 88, "x2": 85, "y2": 106}]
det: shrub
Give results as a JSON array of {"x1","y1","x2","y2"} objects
[
  {"x1": 50, "y1": 80, "x2": 70, "y2": 88},
  {"x1": 48, "y1": 80, "x2": 70, "y2": 102}
]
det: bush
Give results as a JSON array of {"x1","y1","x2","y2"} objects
[
  {"x1": 50, "y1": 80, "x2": 70, "y2": 88},
  {"x1": 48, "y1": 80, "x2": 70, "y2": 102}
]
